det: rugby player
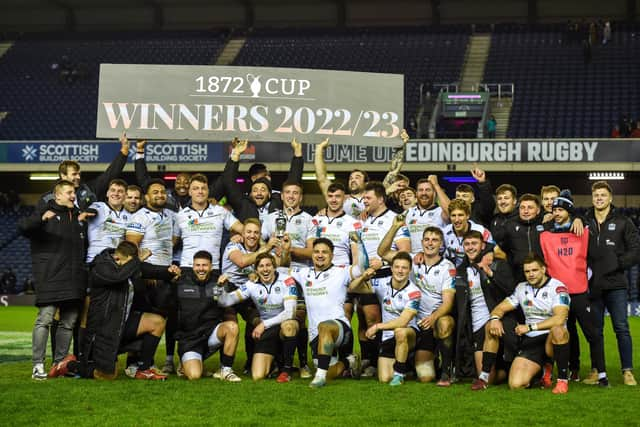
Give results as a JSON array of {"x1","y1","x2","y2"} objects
[
  {"x1": 289, "y1": 238, "x2": 365, "y2": 388},
  {"x1": 404, "y1": 176, "x2": 450, "y2": 254},
  {"x1": 176, "y1": 251, "x2": 241, "y2": 381},
  {"x1": 380, "y1": 223, "x2": 456, "y2": 386},
  {"x1": 350, "y1": 252, "x2": 421, "y2": 386},
  {"x1": 359, "y1": 181, "x2": 410, "y2": 376},
  {"x1": 475, "y1": 254, "x2": 571, "y2": 394},
  {"x1": 443, "y1": 199, "x2": 494, "y2": 267},
  {"x1": 219, "y1": 252, "x2": 299, "y2": 382}
]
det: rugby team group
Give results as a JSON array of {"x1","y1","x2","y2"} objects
[{"x1": 21, "y1": 132, "x2": 638, "y2": 393}]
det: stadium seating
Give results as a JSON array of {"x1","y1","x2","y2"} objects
[
  {"x1": 0, "y1": 31, "x2": 228, "y2": 140},
  {"x1": 232, "y1": 26, "x2": 469, "y2": 133},
  {"x1": 485, "y1": 24, "x2": 640, "y2": 138},
  {"x1": 0, "y1": 206, "x2": 34, "y2": 290}
]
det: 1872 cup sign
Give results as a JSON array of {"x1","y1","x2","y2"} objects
[{"x1": 96, "y1": 64, "x2": 404, "y2": 148}]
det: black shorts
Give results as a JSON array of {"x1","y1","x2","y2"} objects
[
  {"x1": 120, "y1": 310, "x2": 143, "y2": 344},
  {"x1": 415, "y1": 328, "x2": 436, "y2": 352},
  {"x1": 517, "y1": 334, "x2": 548, "y2": 367},
  {"x1": 356, "y1": 293, "x2": 379, "y2": 307},
  {"x1": 310, "y1": 319, "x2": 351, "y2": 360},
  {"x1": 379, "y1": 328, "x2": 418, "y2": 358},
  {"x1": 254, "y1": 325, "x2": 281, "y2": 356},
  {"x1": 472, "y1": 327, "x2": 485, "y2": 352}
]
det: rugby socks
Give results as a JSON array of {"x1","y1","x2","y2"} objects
[
  {"x1": 479, "y1": 351, "x2": 497, "y2": 382},
  {"x1": 139, "y1": 334, "x2": 161, "y2": 370},
  {"x1": 220, "y1": 352, "x2": 235, "y2": 370},
  {"x1": 553, "y1": 343, "x2": 570, "y2": 380},
  {"x1": 360, "y1": 338, "x2": 377, "y2": 367},
  {"x1": 393, "y1": 361, "x2": 407, "y2": 377},
  {"x1": 244, "y1": 324, "x2": 255, "y2": 367},
  {"x1": 317, "y1": 354, "x2": 331, "y2": 371},
  {"x1": 282, "y1": 336, "x2": 297, "y2": 373},
  {"x1": 297, "y1": 328, "x2": 309, "y2": 367},
  {"x1": 439, "y1": 336, "x2": 454, "y2": 378}
]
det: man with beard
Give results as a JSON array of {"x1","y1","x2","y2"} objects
[
  {"x1": 454, "y1": 231, "x2": 515, "y2": 388},
  {"x1": 359, "y1": 181, "x2": 410, "y2": 376},
  {"x1": 490, "y1": 184, "x2": 518, "y2": 237},
  {"x1": 404, "y1": 176, "x2": 450, "y2": 254},
  {"x1": 379, "y1": 224, "x2": 456, "y2": 386},
  {"x1": 176, "y1": 251, "x2": 241, "y2": 381},
  {"x1": 123, "y1": 185, "x2": 143, "y2": 214},
  {"x1": 289, "y1": 238, "x2": 366, "y2": 388},
  {"x1": 477, "y1": 254, "x2": 571, "y2": 394},
  {"x1": 125, "y1": 179, "x2": 178, "y2": 375},
  {"x1": 219, "y1": 252, "x2": 299, "y2": 382},
  {"x1": 221, "y1": 218, "x2": 281, "y2": 375},
  {"x1": 443, "y1": 199, "x2": 493, "y2": 267},
  {"x1": 539, "y1": 190, "x2": 607, "y2": 386},
  {"x1": 223, "y1": 139, "x2": 303, "y2": 223},
  {"x1": 311, "y1": 182, "x2": 363, "y2": 376},
  {"x1": 540, "y1": 185, "x2": 560, "y2": 224},
  {"x1": 350, "y1": 252, "x2": 421, "y2": 386}
]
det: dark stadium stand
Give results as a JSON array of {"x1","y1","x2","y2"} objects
[
  {"x1": 0, "y1": 206, "x2": 34, "y2": 291},
  {"x1": 228, "y1": 26, "x2": 469, "y2": 133},
  {"x1": 0, "y1": 31, "x2": 228, "y2": 140},
  {"x1": 485, "y1": 24, "x2": 640, "y2": 138}
]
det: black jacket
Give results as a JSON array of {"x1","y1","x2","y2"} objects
[
  {"x1": 37, "y1": 152, "x2": 127, "y2": 211},
  {"x1": 19, "y1": 200, "x2": 87, "y2": 306},
  {"x1": 495, "y1": 215, "x2": 545, "y2": 282},
  {"x1": 82, "y1": 249, "x2": 175, "y2": 375},
  {"x1": 585, "y1": 206, "x2": 640, "y2": 295},
  {"x1": 222, "y1": 155, "x2": 303, "y2": 222},
  {"x1": 454, "y1": 254, "x2": 517, "y2": 376},
  {"x1": 471, "y1": 180, "x2": 496, "y2": 227},
  {"x1": 175, "y1": 269, "x2": 226, "y2": 354},
  {"x1": 489, "y1": 209, "x2": 519, "y2": 238}
]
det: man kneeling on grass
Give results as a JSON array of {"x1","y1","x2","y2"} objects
[
  {"x1": 70, "y1": 241, "x2": 181, "y2": 380},
  {"x1": 176, "y1": 250, "x2": 241, "y2": 381},
  {"x1": 473, "y1": 254, "x2": 572, "y2": 394},
  {"x1": 350, "y1": 252, "x2": 421, "y2": 386}
]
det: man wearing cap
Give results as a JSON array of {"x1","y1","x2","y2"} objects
[{"x1": 539, "y1": 190, "x2": 608, "y2": 386}]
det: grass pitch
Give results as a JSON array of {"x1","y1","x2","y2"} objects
[{"x1": 1, "y1": 306, "x2": 639, "y2": 426}]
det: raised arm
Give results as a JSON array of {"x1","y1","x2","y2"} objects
[
  {"x1": 377, "y1": 213, "x2": 406, "y2": 263},
  {"x1": 314, "y1": 138, "x2": 331, "y2": 197},
  {"x1": 89, "y1": 132, "x2": 129, "y2": 198},
  {"x1": 382, "y1": 129, "x2": 409, "y2": 188},
  {"x1": 221, "y1": 139, "x2": 248, "y2": 212},
  {"x1": 287, "y1": 138, "x2": 304, "y2": 184},
  {"x1": 134, "y1": 139, "x2": 151, "y2": 190}
]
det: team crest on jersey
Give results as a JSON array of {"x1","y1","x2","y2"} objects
[
  {"x1": 608, "y1": 223, "x2": 616, "y2": 231},
  {"x1": 274, "y1": 286, "x2": 281, "y2": 294},
  {"x1": 536, "y1": 225, "x2": 544, "y2": 232},
  {"x1": 296, "y1": 219, "x2": 301, "y2": 225},
  {"x1": 377, "y1": 221, "x2": 383, "y2": 226},
  {"x1": 337, "y1": 221, "x2": 343, "y2": 227},
  {"x1": 323, "y1": 273, "x2": 329, "y2": 279},
  {"x1": 542, "y1": 291, "x2": 548, "y2": 299}
]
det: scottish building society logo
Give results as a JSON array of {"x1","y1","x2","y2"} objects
[{"x1": 21, "y1": 145, "x2": 38, "y2": 161}]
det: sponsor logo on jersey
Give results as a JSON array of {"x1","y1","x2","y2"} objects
[
  {"x1": 408, "y1": 290, "x2": 421, "y2": 299},
  {"x1": 449, "y1": 269, "x2": 456, "y2": 277},
  {"x1": 284, "y1": 277, "x2": 295, "y2": 286},
  {"x1": 556, "y1": 286, "x2": 568, "y2": 294},
  {"x1": 608, "y1": 223, "x2": 616, "y2": 231}
]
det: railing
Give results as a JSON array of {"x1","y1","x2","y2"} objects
[
  {"x1": 419, "y1": 82, "x2": 459, "y2": 106},
  {"x1": 472, "y1": 82, "x2": 515, "y2": 102}
]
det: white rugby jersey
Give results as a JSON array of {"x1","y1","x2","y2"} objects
[
  {"x1": 443, "y1": 220, "x2": 494, "y2": 267},
  {"x1": 235, "y1": 274, "x2": 298, "y2": 327},
  {"x1": 221, "y1": 241, "x2": 256, "y2": 286},
  {"x1": 343, "y1": 195, "x2": 365, "y2": 219},
  {"x1": 262, "y1": 209, "x2": 316, "y2": 269},
  {"x1": 175, "y1": 203, "x2": 239, "y2": 268},
  {"x1": 126, "y1": 207, "x2": 177, "y2": 266},
  {"x1": 371, "y1": 277, "x2": 421, "y2": 341},
  {"x1": 86, "y1": 201, "x2": 130, "y2": 262},
  {"x1": 467, "y1": 267, "x2": 491, "y2": 333},
  {"x1": 405, "y1": 205, "x2": 448, "y2": 254},
  {"x1": 311, "y1": 213, "x2": 362, "y2": 266},
  {"x1": 412, "y1": 257, "x2": 456, "y2": 318},
  {"x1": 506, "y1": 277, "x2": 571, "y2": 337},
  {"x1": 361, "y1": 209, "x2": 410, "y2": 262},
  {"x1": 290, "y1": 264, "x2": 355, "y2": 342}
]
